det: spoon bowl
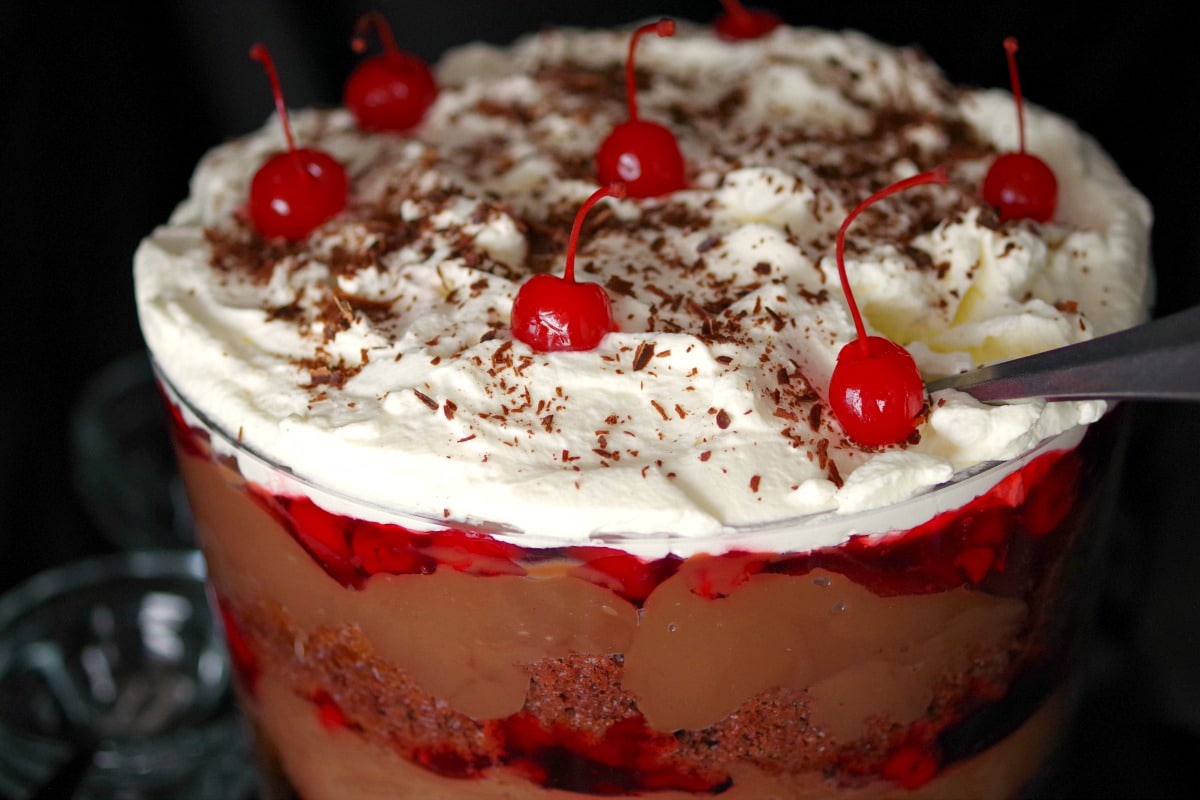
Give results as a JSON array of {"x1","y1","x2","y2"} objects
[{"x1": 924, "y1": 305, "x2": 1200, "y2": 403}]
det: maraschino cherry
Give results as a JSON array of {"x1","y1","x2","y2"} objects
[
  {"x1": 828, "y1": 168, "x2": 948, "y2": 447},
  {"x1": 596, "y1": 19, "x2": 686, "y2": 198},
  {"x1": 511, "y1": 183, "x2": 626, "y2": 352},
  {"x1": 247, "y1": 44, "x2": 348, "y2": 241},
  {"x1": 713, "y1": 0, "x2": 782, "y2": 40},
  {"x1": 982, "y1": 37, "x2": 1057, "y2": 222},
  {"x1": 344, "y1": 11, "x2": 438, "y2": 132}
]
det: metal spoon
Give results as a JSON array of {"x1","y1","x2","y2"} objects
[{"x1": 924, "y1": 304, "x2": 1200, "y2": 402}]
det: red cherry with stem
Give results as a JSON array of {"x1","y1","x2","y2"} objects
[
  {"x1": 828, "y1": 168, "x2": 947, "y2": 447},
  {"x1": 714, "y1": 0, "x2": 782, "y2": 40},
  {"x1": 247, "y1": 44, "x2": 348, "y2": 241},
  {"x1": 982, "y1": 37, "x2": 1057, "y2": 222},
  {"x1": 344, "y1": 11, "x2": 438, "y2": 132},
  {"x1": 511, "y1": 183, "x2": 625, "y2": 352},
  {"x1": 596, "y1": 19, "x2": 685, "y2": 198}
]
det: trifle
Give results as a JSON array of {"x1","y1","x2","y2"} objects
[{"x1": 133, "y1": 12, "x2": 1152, "y2": 800}]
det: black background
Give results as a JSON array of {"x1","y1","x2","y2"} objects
[{"x1": 2, "y1": 2, "x2": 1198, "y2": 797}]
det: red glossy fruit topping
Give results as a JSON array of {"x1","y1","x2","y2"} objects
[
  {"x1": 713, "y1": 0, "x2": 782, "y2": 40},
  {"x1": 1017, "y1": 447, "x2": 1082, "y2": 536},
  {"x1": 215, "y1": 597, "x2": 260, "y2": 695},
  {"x1": 596, "y1": 19, "x2": 686, "y2": 198},
  {"x1": 156, "y1": 382, "x2": 210, "y2": 458},
  {"x1": 949, "y1": 507, "x2": 1014, "y2": 581},
  {"x1": 421, "y1": 527, "x2": 530, "y2": 576},
  {"x1": 688, "y1": 551, "x2": 768, "y2": 600},
  {"x1": 344, "y1": 11, "x2": 438, "y2": 132},
  {"x1": 766, "y1": 446, "x2": 1081, "y2": 595},
  {"x1": 567, "y1": 547, "x2": 683, "y2": 606},
  {"x1": 310, "y1": 689, "x2": 353, "y2": 731},
  {"x1": 245, "y1": 488, "x2": 527, "y2": 587},
  {"x1": 511, "y1": 183, "x2": 624, "y2": 351},
  {"x1": 828, "y1": 168, "x2": 947, "y2": 447},
  {"x1": 982, "y1": 37, "x2": 1057, "y2": 222},
  {"x1": 274, "y1": 493, "x2": 361, "y2": 586},
  {"x1": 351, "y1": 523, "x2": 438, "y2": 577},
  {"x1": 880, "y1": 742, "x2": 940, "y2": 790},
  {"x1": 247, "y1": 44, "x2": 348, "y2": 241},
  {"x1": 412, "y1": 746, "x2": 489, "y2": 778},
  {"x1": 496, "y1": 711, "x2": 729, "y2": 793}
]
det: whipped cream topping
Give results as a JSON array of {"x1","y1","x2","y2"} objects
[{"x1": 135, "y1": 23, "x2": 1151, "y2": 554}]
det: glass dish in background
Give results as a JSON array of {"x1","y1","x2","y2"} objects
[
  {"x1": 70, "y1": 351, "x2": 194, "y2": 550},
  {"x1": 0, "y1": 550, "x2": 256, "y2": 800}
]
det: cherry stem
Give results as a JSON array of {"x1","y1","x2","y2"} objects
[
  {"x1": 1003, "y1": 37, "x2": 1027, "y2": 154},
  {"x1": 835, "y1": 167, "x2": 949, "y2": 343},
  {"x1": 719, "y1": 0, "x2": 752, "y2": 24},
  {"x1": 352, "y1": 11, "x2": 401, "y2": 60},
  {"x1": 250, "y1": 44, "x2": 298, "y2": 155},
  {"x1": 624, "y1": 19, "x2": 675, "y2": 122},
  {"x1": 563, "y1": 182, "x2": 627, "y2": 283},
  {"x1": 249, "y1": 41, "x2": 314, "y2": 186}
]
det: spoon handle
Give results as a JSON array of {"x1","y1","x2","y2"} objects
[{"x1": 924, "y1": 304, "x2": 1200, "y2": 402}]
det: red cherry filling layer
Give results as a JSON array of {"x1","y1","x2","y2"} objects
[{"x1": 165, "y1": 394, "x2": 1083, "y2": 603}]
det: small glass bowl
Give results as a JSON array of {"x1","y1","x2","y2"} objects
[{"x1": 0, "y1": 550, "x2": 255, "y2": 800}]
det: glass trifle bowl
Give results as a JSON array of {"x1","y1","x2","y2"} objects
[
  {"x1": 133, "y1": 17, "x2": 1154, "y2": 800},
  {"x1": 158, "y1": 373, "x2": 1130, "y2": 799}
]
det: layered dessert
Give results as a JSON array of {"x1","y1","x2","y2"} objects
[{"x1": 134, "y1": 14, "x2": 1152, "y2": 800}]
